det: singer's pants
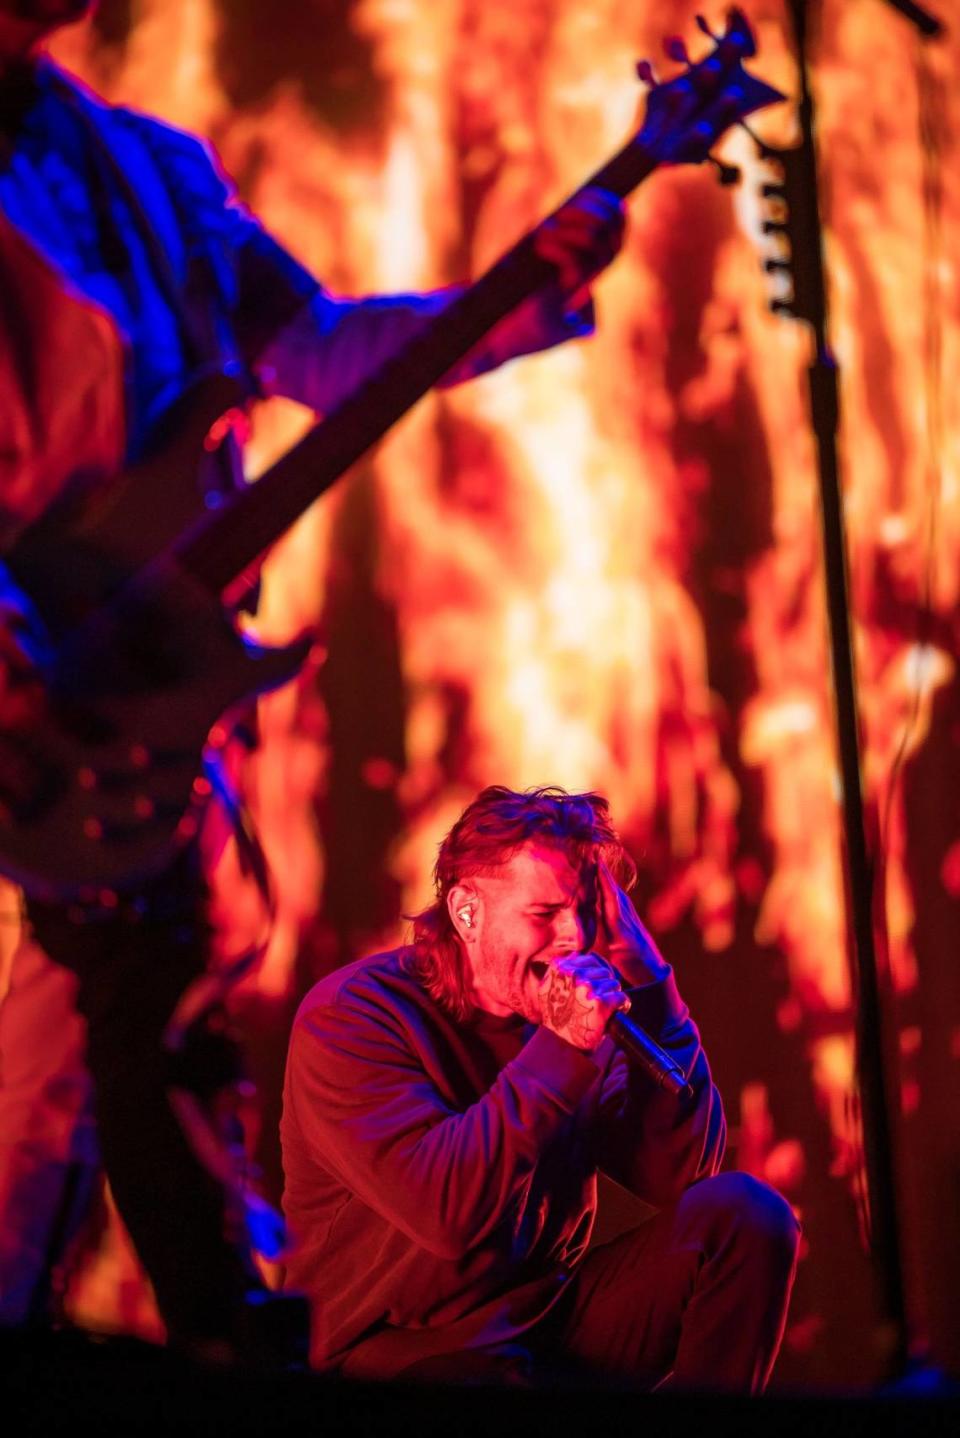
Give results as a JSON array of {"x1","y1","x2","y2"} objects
[{"x1": 397, "y1": 1172, "x2": 800, "y2": 1393}]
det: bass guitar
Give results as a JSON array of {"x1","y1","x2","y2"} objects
[{"x1": 1, "y1": 10, "x2": 783, "y2": 898}]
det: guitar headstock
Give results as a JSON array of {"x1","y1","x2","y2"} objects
[{"x1": 637, "y1": 10, "x2": 785, "y2": 167}]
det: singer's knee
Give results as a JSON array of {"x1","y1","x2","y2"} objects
[{"x1": 680, "y1": 1172, "x2": 801, "y2": 1275}]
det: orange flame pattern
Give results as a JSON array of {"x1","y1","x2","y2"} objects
[{"x1": 45, "y1": 0, "x2": 960, "y2": 1383}]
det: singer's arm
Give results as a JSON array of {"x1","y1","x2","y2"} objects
[
  {"x1": 594, "y1": 966, "x2": 726, "y2": 1208},
  {"x1": 590, "y1": 864, "x2": 725, "y2": 1206},
  {"x1": 282, "y1": 971, "x2": 601, "y2": 1261}
]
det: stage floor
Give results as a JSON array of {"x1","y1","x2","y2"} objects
[{"x1": 3, "y1": 1329, "x2": 958, "y2": 1437}]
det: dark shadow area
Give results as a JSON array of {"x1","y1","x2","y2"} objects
[
  {"x1": 301, "y1": 465, "x2": 407, "y2": 985},
  {"x1": 91, "y1": 0, "x2": 134, "y2": 51},
  {"x1": 3, "y1": 1328, "x2": 959, "y2": 1433},
  {"x1": 900, "y1": 668, "x2": 960, "y2": 1373},
  {"x1": 212, "y1": 0, "x2": 387, "y2": 136}
]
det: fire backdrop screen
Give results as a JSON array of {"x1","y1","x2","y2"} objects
[{"x1": 20, "y1": 0, "x2": 958, "y2": 1388}]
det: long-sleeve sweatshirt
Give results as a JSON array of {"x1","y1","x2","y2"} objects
[{"x1": 281, "y1": 946, "x2": 725, "y2": 1374}]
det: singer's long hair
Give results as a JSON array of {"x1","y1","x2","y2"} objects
[{"x1": 406, "y1": 785, "x2": 636, "y2": 1021}]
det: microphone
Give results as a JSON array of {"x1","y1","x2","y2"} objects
[{"x1": 608, "y1": 1009, "x2": 692, "y2": 1097}]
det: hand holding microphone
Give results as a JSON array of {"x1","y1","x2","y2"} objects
[
  {"x1": 536, "y1": 949, "x2": 691, "y2": 1097},
  {"x1": 537, "y1": 862, "x2": 692, "y2": 1098},
  {"x1": 537, "y1": 952, "x2": 629, "y2": 1055}
]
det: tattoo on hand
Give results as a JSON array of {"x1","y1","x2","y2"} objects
[
  {"x1": 545, "y1": 971, "x2": 576, "y2": 1031},
  {"x1": 543, "y1": 969, "x2": 601, "y2": 1050}
]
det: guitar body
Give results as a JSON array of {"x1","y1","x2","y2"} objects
[{"x1": 2, "y1": 373, "x2": 309, "y2": 900}]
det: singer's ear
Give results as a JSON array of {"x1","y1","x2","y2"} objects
[{"x1": 447, "y1": 884, "x2": 480, "y2": 942}]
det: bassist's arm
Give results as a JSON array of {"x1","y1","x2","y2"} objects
[
  {"x1": 250, "y1": 189, "x2": 623, "y2": 413},
  {"x1": 153, "y1": 123, "x2": 623, "y2": 415},
  {"x1": 252, "y1": 282, "x2": 591, "y2": 414}
]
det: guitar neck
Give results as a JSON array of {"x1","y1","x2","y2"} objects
[{"x1": 178, "y1": 134, "x2": 658, "y2": 595}]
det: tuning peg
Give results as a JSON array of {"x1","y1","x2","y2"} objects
[
  {"x1": 708, "y1": 155, "x2": 741, "y2": 187},
  {"x1": 764, "y1": 258, "x2": 792, "y2": 275},
  {"x1": 663, "y1": 36, "x2": 690, "y2": 65},
  {"x1": 738, "y1": 119, "x2": 776, "y2": 160},
  {"x1": 761, "y1": 218, "x2": 788, "y2": 236},
  {"x1": 694, "y1": 15, "x2": 720, "y2": 41},
  {"x1": 770, "y1": 298, "x2": 796, "y2": 316},
  {"x1": 635, "y1": 58, "x2": 658, "y2": 87}
]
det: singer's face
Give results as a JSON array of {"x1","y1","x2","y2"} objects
[{"x1": 458, "y1": 842, "x2": 598, "y2": 1021}]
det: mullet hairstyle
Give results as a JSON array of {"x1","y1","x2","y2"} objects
[{"x1": 407, "y1": 785, "x2": 637, "y2": 1021}]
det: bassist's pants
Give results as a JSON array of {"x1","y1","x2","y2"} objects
[{"x1": 26, "y1": 846, "x2": 255, "y2": 1349}]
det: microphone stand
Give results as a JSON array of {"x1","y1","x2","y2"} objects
[
  {"x1": 764, "y1": 0, "x2": 944, "y2": 1384},
  {"x1": 878, "y1": 0, "x2": 942, "y2": 37}
]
